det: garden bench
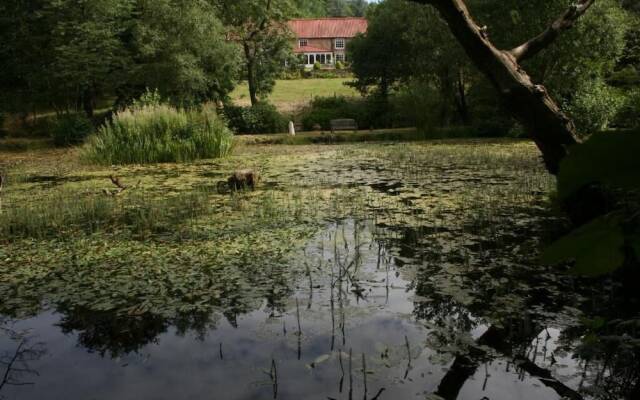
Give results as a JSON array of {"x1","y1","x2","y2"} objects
[{"x1": 330, "y1": 119, "x2": 358, "y2": 133}]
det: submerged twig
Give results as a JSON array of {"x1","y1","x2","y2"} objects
[
  {"x1": 371, "y1": 388, "x2": 386, "y2": 400},
  {"x1": 104, "y1": 175, "x2": 140, "y2": 196},
  {"x1": 270, "y1": 358, "x2": 278, "y2": 399},
  {"x1": 362, "y1": 353, "x2": 367, "y2": 400},
  {"x1": 296, "y1": 298, "x2": 302, "y2": 360},
  {"x1": 348, "y1": 348, "x2": 353, "y2": 400},
  {"x1": 404, "y1": 335, "x2": 412, "y2": 380}
]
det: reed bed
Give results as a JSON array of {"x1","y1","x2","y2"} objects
[{"x1": 82, "y1": 105, "x2": 234, "y2": 165}]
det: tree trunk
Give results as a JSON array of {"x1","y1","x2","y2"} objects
[
  {"x1": 410, "y1": 0, "x2": 584, "y2": 174},
  {"x1": 82, "y1": 88, "x2": 95, "y2": 119},
  {"x1": 437, "y1": 66, "x2": 455, "y2": 127},
  {"x1": 455, "y1": 68, "x2": 471, "y2": 125},
  {"x1": 244, "y1": 42, "x2": 259, "y2": 106}
]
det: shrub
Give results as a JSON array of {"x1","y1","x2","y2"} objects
[
  {"x1": 300, "y1": 95, "x2": 410, "y2": 131},
  {"x1": 52, "y1": 113, "x2": 94, "y2": 147},
  {"x1": 313, "y1": 61, "x2": 322, "y2": 71},
  {"x1": 613, "y1": 89, "x2": 640, "y2": 129},
  {"x1": 565, "y1": 78, "x2": 624, "y2": 135},
  {"x1": 467, "y1": 81, "x2": 517, "y2": 137},
  {"x1": 223, "y1": 102, "x2": 287, "y2": 134},
  {"x1": 131, "y1": 88, "x2": 163, "y2": 109},
  {"x1": 82, "y1": 105, "x2": 233, "y2": 165},
  {"x1": 335, "y1": 61, "x2": 345, "y2": 70}
]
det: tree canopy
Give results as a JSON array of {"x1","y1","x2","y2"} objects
[{"x1": 0, "y1": 0, "x2": 240, "y2": 117}]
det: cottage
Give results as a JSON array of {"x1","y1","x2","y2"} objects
[{"x1": 288, "y1": 17, "x2": 368, "y2": 68}]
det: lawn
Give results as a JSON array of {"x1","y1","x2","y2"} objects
[{"x1": 230, "y1": 78, "x2": 360, "y2": 113}]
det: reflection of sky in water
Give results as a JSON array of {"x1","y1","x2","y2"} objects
[{"x1": 0, "y1": 220, "x2": 584, "y2": 400}]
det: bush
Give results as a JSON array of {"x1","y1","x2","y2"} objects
[
  {"x1": 82, "y1": 104, "x2": 233, "y2": 165},
  {"x1": 466, "y1": 81, "x2": 517, "y2": 137},
  {"x1": 301, "y1": 96, "x2": 363, "y2": 131},
  {"x1": 223, "y1": 102, "x2": 287, "y2": 134},
  {"x1": 613, "y1": 89, "x2": 640, "y2": 129},
  {"x1": 335, "y1": 61, "x2": 345, "y2": 70},
  {"x1": 52, "y1": 113, "x2": 94, "y2": 147},
  {"x1": 313, "y1": 61, "x2": 322, "y2": 71},
  {"x1": 565, "y1": 78, "x2": 624, "y2": 135},
  {"x1": 300, "y1": 95, "x2": 414, "y2": 131}
]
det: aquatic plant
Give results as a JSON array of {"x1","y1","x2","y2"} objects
[{"x1": 82, "y1": 105, "x2": 234, "y2": 165}]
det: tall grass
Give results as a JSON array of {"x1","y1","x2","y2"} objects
[
  {"x1": 82, "y1": 105, "x2": 234, "y2": 165},
  {"x1": 0, "y1": 189, "x2": 212, "y2": 240}
]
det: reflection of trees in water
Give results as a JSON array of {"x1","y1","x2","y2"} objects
[
  {"x1": 377, "y1": 211, "x2": 640, "y2": 399},
  {"x1": 557, "y1": 277, "x2": 640, "y2": 400},
  {"x1": 0, "y1": 321, "x2": 46, "y2": 397},
  {"x1": 52, "y1": 263, "x2": 298, "y2": 358}
]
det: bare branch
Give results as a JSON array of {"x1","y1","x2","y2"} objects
[
  {"x1": 109, "y1": 175, "x2": 127, "y2": 190},
  {"x1": 510, "y1": 0, "x2": 596, "y2": 62}
]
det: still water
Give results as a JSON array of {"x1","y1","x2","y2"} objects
[
  {"x1": 1, "y1": 216, "x2": 619, "y2": 400},
  {"x1": 1, "y1": 143, "x2": 638, "y2": 400}
]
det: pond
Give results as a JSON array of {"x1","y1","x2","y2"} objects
[{"x1": 1, "y1": 141, "x2": 638, "y2": 399}]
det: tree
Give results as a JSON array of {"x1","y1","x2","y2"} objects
[
  {"x1": 470, "y1": 0, "x2": 628, "y2": 134},
  {"x1": 0, "y1": 0, "x2": 133, "y2": 117},
  {"x1": 293, "y1": 0, "x2": 329, "y2": 17},
  {"x1": 215, "y1": 0, "x2": 295, "y2": 106},
  {"x1": 407, "y1": 0, "x2": 613, "y2": 174},
  {"x1": 0, "y1": 0, "x2": 240, "y2": 118},
  {"x1": 349, "y1": 0, "x2": 472, "y2": 125},
  {"x1": 125, "y1": 0, "x2": 240, "y2": 107},
  {"x1": 348, "y1": 0, "x2": 369, "y2": 16},
  {"x1": 327, "y1": 0, "x2": 351, "y2": 16}
]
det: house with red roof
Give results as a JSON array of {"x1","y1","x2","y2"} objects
[{"x1": 287, "y1": 18, "x2": 368, "y2": 68}]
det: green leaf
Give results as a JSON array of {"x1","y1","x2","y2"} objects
[
  {"x1": 557, "y1": 133, "x2": 640, "y2": 201},
  {"x1": 541, "y1": 213, "x2": 625, "y2": 276}
]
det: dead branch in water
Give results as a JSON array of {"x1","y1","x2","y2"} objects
[{"x1": 103, "y1": 175, "x2": 141, "y2": 196}]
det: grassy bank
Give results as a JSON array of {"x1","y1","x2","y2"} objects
[
  {"x1": 230, "y1": 78, "x2": 359, "y2": 113},
  {"x1": 235, "y1": 126, "x2": 506, "y2": 145}
]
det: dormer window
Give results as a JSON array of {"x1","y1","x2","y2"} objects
[
  {"x1": 299, "y1": 39, "x2": 308, "y2": 47},
  {"x1": 335, "y1": 38, "x2": 345, "y2": 49}
]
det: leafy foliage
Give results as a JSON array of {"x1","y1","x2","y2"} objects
[
  {"x1": 557, "y1": 132, "x2": 640, "y2": 201},
  {"x1": 542, "y1": 213, "x2": 626, "y2": 276},
  {"x1": 214, "y1": 0, "x2": 294, "y2": 105},
  {"x1": 544, "y1": 132, "x2": 640, "y2": 276},
  {"x1": 0, "y1": 0, "x2": 240, "y2": 117},
  {"x1": 223, "y1": 102, "x2": 288, "y2": 134},
  {"x1": 52, "y1": 113, "x2": 94, "y2": 147}
]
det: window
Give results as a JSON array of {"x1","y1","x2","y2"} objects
[
  {"x1": 299, "y1": 39, "x2": 308, "y2": 47},
  {"x1": 335, "y1": 38, "x2": 345, "y2": 49},
  {"x1": 336, "y1": 54, "x2": 345, "y2": 63},
  {"x1": 303, "y1": 54, "x2": 309, "y2": 65},
  {"x1": 326, "y1": 54, "x2": 332, "y2": 64}
]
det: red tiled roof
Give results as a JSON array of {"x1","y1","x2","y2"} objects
[
  {"x1": 288, "y1": 18, "x2": 368, "y2": 39},
  {"x1": 293, "y1": 45, "x2": 333, "y2": 54}
]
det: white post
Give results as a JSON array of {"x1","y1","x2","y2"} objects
[{"x1": 288, "y1": 121, "x2": 296, "y2": 136}]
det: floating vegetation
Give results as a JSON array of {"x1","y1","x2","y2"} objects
[{"x1": 0, "y1": 139, "x2": 638, "y2": 400}]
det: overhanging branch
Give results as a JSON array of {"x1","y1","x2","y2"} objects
[{"x1": 510, "y1": 0, "x2": 596, "y2": 62}]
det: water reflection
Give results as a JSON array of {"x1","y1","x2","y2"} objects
[
  {"x1": 1, "y1": 217, "x2": 639, "y2": 399},
  {"x1": 0, "y1": 321, "x2": 46, "y2": 395}
]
